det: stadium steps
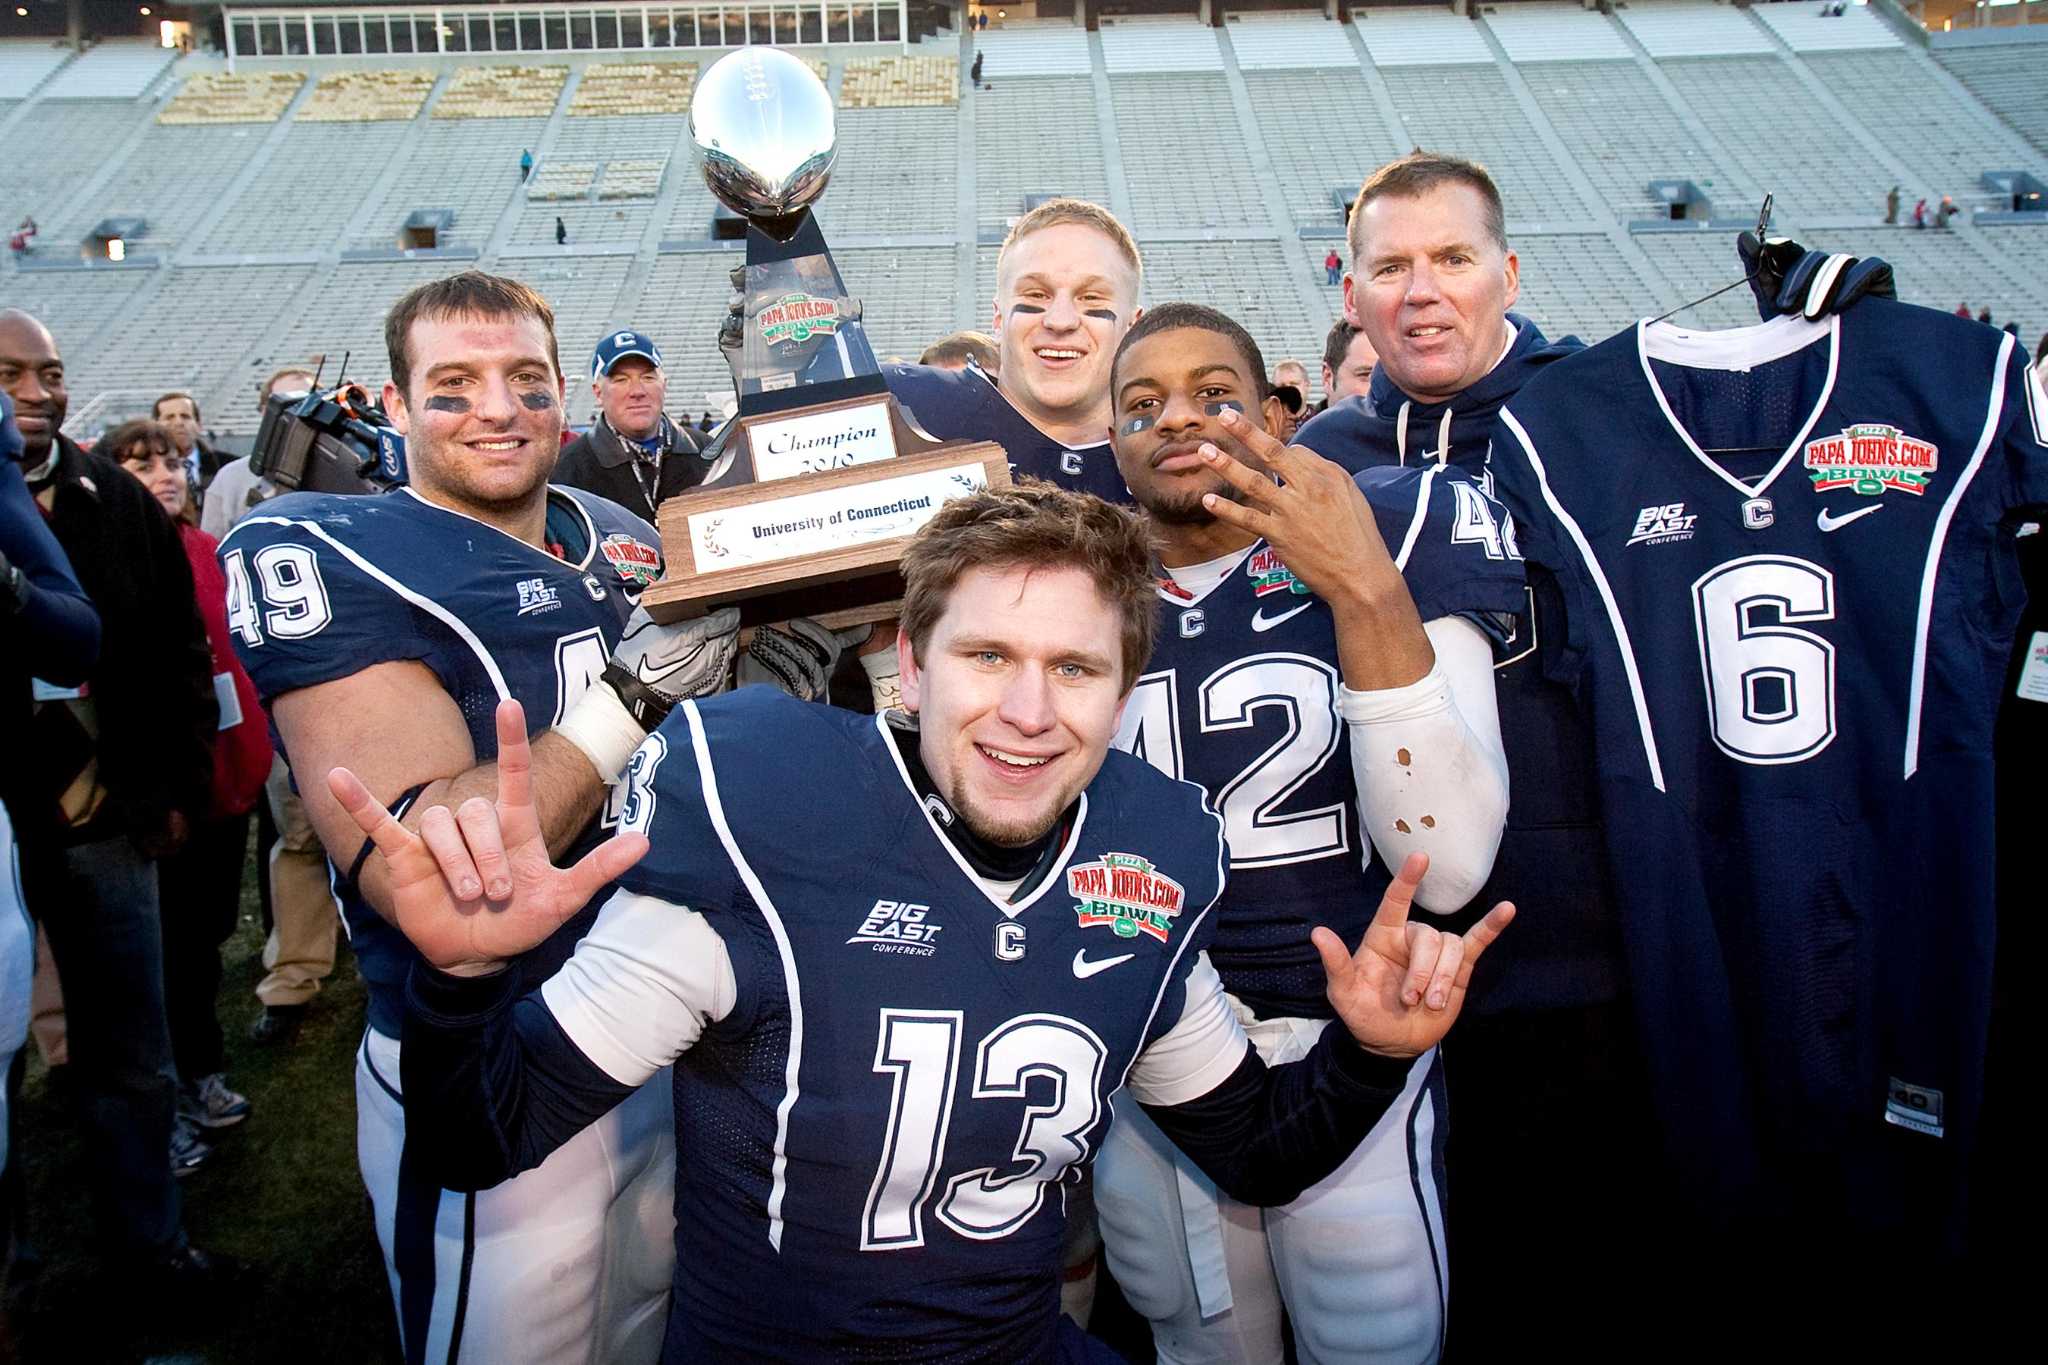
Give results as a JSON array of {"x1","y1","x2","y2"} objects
[
  {"x1": 332, "y1": 68, "x2": 456, "y2": 258},
  {"x1": 177, "y1": 74, "x2": 324, "y2": 265},
  {"x1": 952, "y1": 19, "x2": 979, "y2": 332},
  {"x1": 483, "y1": 67, "x2": 586, "y2": 260},
  {"x1": 1085, "y1": 29, "x2": 1136, "y2": 227},
  {"x1": 1603, "y1": 10, "x2": 1769, "y2": 224}
]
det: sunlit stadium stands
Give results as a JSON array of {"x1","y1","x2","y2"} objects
[{"x1": 9, "y1": 7, "x2": 2042, "y2": 447}]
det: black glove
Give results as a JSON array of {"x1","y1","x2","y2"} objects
[
  {"x1": 738, "y1": 619, "x2": 862, "y2": 704},
  {"x1": 0, "y1": 546, "x2": 22, "y2": 615},
  {"x1": 1739, "y1": 232, "x2": 1895, "y2": 322}
]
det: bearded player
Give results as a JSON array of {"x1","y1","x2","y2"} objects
[{"x1": 1097, "y1": 304, "x2": 1525, "y2": 1363}]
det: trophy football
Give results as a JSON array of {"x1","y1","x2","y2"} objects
[{"x1": 640, "y1": 47, "x2": 1008, "y2": 626}]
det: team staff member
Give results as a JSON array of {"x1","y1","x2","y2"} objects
[
  {"x1": 553, "y1": 330, "x2": 714, "y2": 527},
  {"x1": 1320, "y1": 319, "x2": 1378, "y2": 409},
  {"x1": 1098, "y1": 305, "x2": 1521, "y2": 1363},
  {"x1": 329, "y1": 481, "x2": 1519, "y2": 1362},
  {"x1": 1296, "y1": 152, "x2": 1639, "y2": 1352},
  {"x1": 224, "y1": 273, "x2": 747, "y2": 1365}
]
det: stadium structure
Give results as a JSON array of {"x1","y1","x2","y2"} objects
[{"x1": 2, "y1": 0, "x2": 2043, "y2": 443}]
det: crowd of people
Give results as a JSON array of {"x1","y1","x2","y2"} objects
[{"x1": 1, "y1": 146, "x2": 2042, "y2": 1364}]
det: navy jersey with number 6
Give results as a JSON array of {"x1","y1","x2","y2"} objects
[
  {"x1": 614, "y1": 690, "x2": 1224, "y2": 1360},
  {"x1": 1115, "y1": 464, "x2": 1526, "y2": 1022},
  {"x1": 1490, "y1": 302, "x2": 2048, "y2": 1242},
  {"x1": 220, "y1": 484, "x2": 661, "y2": 1037}
]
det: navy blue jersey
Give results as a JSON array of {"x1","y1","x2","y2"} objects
[
  {"x1": 887, "y1": 361, "x2": 1130, "y2": 503},
  {"x1": 616, "y1": 689, "x2": 1223, "y2": 1360},
  {"x1": 221, "y1": 484, "x2": 661, "y2": 1036},
  {"x1": 1491, "y1": 301, "x2": 2048, "y2": 1240},
  {"x1": 1115, "y1": 465, "x2": 1525, "y2": 1022}
]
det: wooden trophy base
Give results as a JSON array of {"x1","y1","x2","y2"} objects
[{"x1": 642, "y1": 441, "x2": 1011, "y2": 627}]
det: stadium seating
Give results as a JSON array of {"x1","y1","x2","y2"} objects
[
  {"x1": 1934, "y1": 44, "x2": 2048, "y2": 154},
  {"x1": 8, "y1": 10, "x2": 2042, "y2": 445},
  {"x1": 157, "y1": 70, "x2": 305, "y2": 125},
  {"x1": 296, "y1": 68, "x2": 437, "y2": 123}
]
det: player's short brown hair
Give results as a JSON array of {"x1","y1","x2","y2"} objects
[
  {"x1": 1347, "y1": 152, "x2": 1508, "y2": 266},
  {"x1": 384, "y1": 271, "x2": 560, "y2": 397},
  {"x1": 919, "y1": 331, "x2": 1001, "y2": 372},
  {"x1": 997, "y1": 198, "x2": 1142, "y2": 297},
  {"x1": 899, "y1": 479, "x2": 1158, "y2": 691}
]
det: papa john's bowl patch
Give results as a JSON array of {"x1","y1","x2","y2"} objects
[{"x1": 1069, "y1": 853, "x2": 1184, "y2": 942}]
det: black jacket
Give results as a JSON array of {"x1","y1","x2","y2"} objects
[
  {"x1": 23, "y1": 435, "x2": 216, "y2": 846},
  {"x1": 553, "y1": 414, "x2": 714, "y2": 527}
]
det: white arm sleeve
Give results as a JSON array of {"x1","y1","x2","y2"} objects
[
  {"x1": 1340, "y1": 614, "x2": 1509, "y2": 914},
  {"x1": 538, "y1": 889, "x2": 739, "y2": 1086},
  {"x1": 1125, "y1": 953, "x2": 1253, "y2": 1108}
]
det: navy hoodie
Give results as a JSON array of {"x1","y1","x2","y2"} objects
[{"x1": 1296, "y1": 315, "x2": 1620, "y2": 1014}]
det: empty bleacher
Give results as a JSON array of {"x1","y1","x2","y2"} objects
[
  {"x1": 1243, "y1": 70, "x2": 1402, "y2": 228},
  {"x1": 1, "y1": 265, "x2": 157, "y2": 359},
  {"x1": 1802, "y1": 50, "x2": 2045, "y2": 198},
  {"x1": 350, "y1": 116, "x2": 551, "y2": 250},
  {"x1": 54, "y1": 121, "x2": 279, "y2": 253},
  {"x1": 0, "y1": 100, "x2": 146, "y2": 226},
  {"x1": 1751, "y1": 2, "x2": 1902, "y2": 53},
  {"x1": 1353, "y1": 9, "x2": 1493, "y2": 66},
  {"x1": 635, "y1": 250, "x2": 752, "y2": 406},
  {"x1": 1615, "y1": 2, "x2": 1776, "y2": 59},
  {"x1": 1522, "y1": 60, "x2": 1734, "y2": 219},
  {"x1": 1141, "y1": 239, "x2": 1322, "y2": 376},
  {"x1": 296, "y1": 68, "x2": 437, "y2": 122},
  {"x1": 965, "y1": 22, "x2": 1093, "y2": 77},
  {"x1": 199, "y1": 121, "x2": 417, "y2": 256},
  {"x1": 157, "y1": 70, "x2": 305, "y2": 125},
  {"x1": 840, "y1": 54, "x2": 957, "y2": 108},
  {"x1": 431, "y1": 65, "x2": 566, "y2": 120},
  {"x1": 568, "y1": 61, "x2": 698, "y2": 116},
  {"x1": 1377, "y1": 63, "x2": 1592, "y2": 225},
  {"x1": 1935, "y1": 43, "x2": 2048, "y2": 155},
  {"x1": 1806, "y1": 225, "x2": 2048, "y2": 335},
  {"x1": 0, "y1": 42, "x2": 72, "y2": 99},
  {"x1": 1657, "y1": 54, "x2": 1889, "y2": 220},
  {"x1": 817, "y1": 106, "x2": 958, "y2": 235},
  {"x1": 1112, "y1": 74, "x2": 1268, "y2": 233},
  {"x1": 974, "y1": 76, "x2": 1112, "y2": 230},
  {"x1": 1485, "y1": 3, "x2": 1633, "y2": 63},
  {"x1": 1225, "y1": 15, "x2": 1357, "y2": 72},
  {"x1": 37, "y1": 41, "x2": 172, "y2": 99},
  {"x1": 1631, "y1": 230, "x2": 1765, "y2": 330},
  {"x1": 1509, "y1": 232, "x2": 1668, "y2": 340}
]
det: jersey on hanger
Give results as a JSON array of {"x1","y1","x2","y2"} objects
[
  {"x1": 1115, "y1": 464, "x2": 1526, "y2": 1022},
  {"x1": 1490, "y1": 299, "x2": 2048, "y2": 1242},
  {"x1": 220, "y1": 484, "x2": 661, "y2": 1037},
  {"x1": 888, "y1": 361, "x2": 1131, "y2": 503},
  {"x1": 613, "y1": 689, "x2": 1224, "y2": 1359}
]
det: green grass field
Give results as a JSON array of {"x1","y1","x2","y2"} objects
[{"x1": 12, "y1": 846, "x2": 400, "y2": 1364}]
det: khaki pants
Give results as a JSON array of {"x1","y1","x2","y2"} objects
[
  {"x1": 29, "y1": 927, "x2": 65, "y2": 1067},
  {"x1": 255, "y1": 757, "x2": 338, "y2": 1007}
]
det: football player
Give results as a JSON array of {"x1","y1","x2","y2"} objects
[
  {"x1": 1097, "y1": 304, "x2": 1523, "y2": 1363},
  {"x1": 223, "y1": 272, "x2": 745, "y2": 1365},
  {"x1": 330, "y1": 481, "x2": 1518, "y2": 1362}
]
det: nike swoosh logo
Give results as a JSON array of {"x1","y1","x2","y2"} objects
[
  {"x1": 1250, "y1": 601, "x2": 1313, "y2": 633},
  {"x1": 1072, "y1": 949, "x2": 1135, "y2": 979},
  {"x1": 1816, "y1": 504, "x2": 1883, "y2": 533}
]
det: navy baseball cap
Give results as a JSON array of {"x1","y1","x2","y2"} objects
[{"x1": 591, "y1": 330, "x2": 664, "y2": 378}]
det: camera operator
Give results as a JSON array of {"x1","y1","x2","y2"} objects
[{"x1": 199, "y1": 365, "x2": 318, "y2": 542}]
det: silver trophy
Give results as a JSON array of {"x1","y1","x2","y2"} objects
[
  {"x1": 690, "y1": 47, "x2": 884, "y2": 427},
  {"x1": 641, "y1": 46, "x2": 1010, "y2": 629}
]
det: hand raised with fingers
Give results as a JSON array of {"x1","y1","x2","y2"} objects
[
  {"x1": 1314, "y1": 852, "x2": 1515, "y2": 1059},
  {"x1": 327, "y1": 699, "x2": 648, "y2": 977},
  {"x1": 1197, "y1": 406, "x2": 1400, "y2": 603}
]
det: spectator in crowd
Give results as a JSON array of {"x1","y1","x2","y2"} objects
[
  {"x1": 978, "y1": 8, "x2": 988, "y2": 29},
  {"x1": 1271, "y1": 357, "x2": 1312, "y2": 437},
  {"x1": 102, "y1": 419, "x2": 269, "y2": 1163},
  {"x1": 970, "y1": 50, "x2": 984, "y2": 89},
  {"x1": 1912, "y1": 197, "x2": 1929, "y2": 229},
  {"x1": 1935, "y1": 195, "x2": 1956, "y2": 229},
  {"x1": 2, "y1": 387, "x2": 99, "y2": 1345},
  {"x1": 2001, "y1": 321, "x2": 2020, "y2": 340},
  {"x1": 519, "y1": 147, "x2": 533, "y2": 183},
  {"x1": 1956, "y1": 302, "x2": 1974, "y2": 319},
  {"x1": 697, "y1": 409, "x2": 716, "y2": 434},
  {"x1": 7, "y1": 216, "x2": 34, "y2": 254},
  {"x1": 199, "y1": 364, "x2": 317, "y2": 542},
  {"x1": 1324, "y1": 246, "x2": 1343, "y2": 285},
  {"x1": 918, "y1": 330, "x2": 1000, "y2": 374},
  {"x1": 0, "y1": 308, "x2": 227, "y2": 1291},
  {"x1": 555, "y1": 215, "x2": 567, "y2": 246},
  {"x1": 152, "y1": 392, "x2": 225, "y2": 494},
  {"x1": 1884, "y1": 186, "x2": 1899, "y2": 224},
  {"x1": 1320, "y1": 317, "x2": 1379, "y2": 410},
  {"x1": 1979, "y1": 306, "x2": 1994, "y2": 326},
  {"x1": 554, "y1": 330, "x2": 713, "y2": 526}
]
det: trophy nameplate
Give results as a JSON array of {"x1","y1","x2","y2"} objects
[{"x1": 642, "y1": 47, "x2": 1008, "y2": 625}]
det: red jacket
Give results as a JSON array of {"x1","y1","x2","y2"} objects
[{"x1": 178, "y1": 522, "x2": 271, "y2": 818}]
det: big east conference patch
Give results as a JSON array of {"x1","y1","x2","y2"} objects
[{"x1": 1069, "y1": 853, "x2": 1184, "y2": 943}]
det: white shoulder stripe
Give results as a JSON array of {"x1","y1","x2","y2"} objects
[
  {"x1": 1392, "y1": 464, "x2": 1441, "y2": 573},
  {"x1": 1904, "y1": 334, "x2": 2013, "y2": 779},
  {"x1": 1496, "y1": 410, "x2": 1666, "y2": 792},
  {"x1": 682, "y1": 701, "x2": 804, "y2": 1252},
  {"x1": 1110, "y1": 784, "x2": 1228, "y2": 1100},
  {"x1": 226, "y1": 515, "x2": 510, "y2": 701}
]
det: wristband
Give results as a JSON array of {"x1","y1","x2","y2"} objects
[
  {"x1": 556, "y1": 679, "x2": 652, "y2": 784},
  {"x1": 861, "y1": 647, "x2": 904, "y2": 712}
]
